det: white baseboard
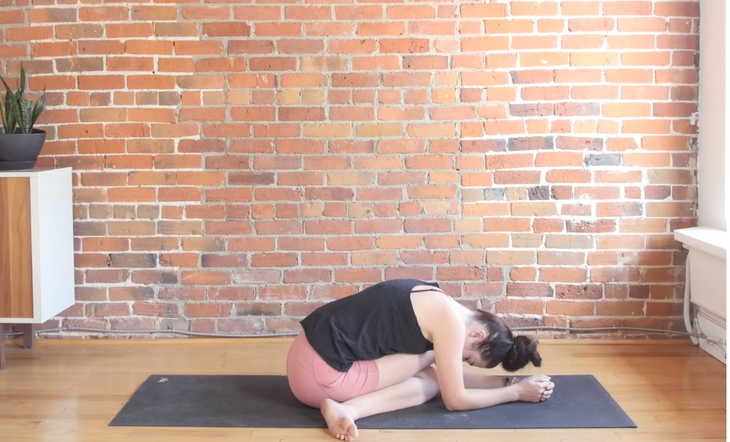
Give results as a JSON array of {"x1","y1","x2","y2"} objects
[{"x1": 695, "y1": 307, "x2": 727, "y2": 365}]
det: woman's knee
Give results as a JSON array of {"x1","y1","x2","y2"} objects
[
  {"x1": 415, "y1": 365, "x2": 437, "y2": 382},
  {"x1": 374, "y1": 351, "x2": 435, "y2": 390},
  {"x1": 414, "y1": 366, "x2": 440, "y2": 397}
]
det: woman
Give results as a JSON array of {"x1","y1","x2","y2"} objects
[{"x1": 286, "y1": 278, "x2": 553, "y2": 441}]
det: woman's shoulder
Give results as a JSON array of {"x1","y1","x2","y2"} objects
[
  {"x1": 383, "y1": 278, "x2": 439, "y2": 289},
  {"x1": 410, "y1": 287, "x2": 461, "y2": 333},
  {"x1": 412, "y1": 288, "x2": 456, "y2": 311}
]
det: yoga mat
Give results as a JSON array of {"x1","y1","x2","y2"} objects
[{"x1": 109, "y1": 374, "x2": 636, "y2": 429}]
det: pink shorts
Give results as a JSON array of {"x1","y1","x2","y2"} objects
[{"x1": 286, "y1": 332, "x2": 380, "y2": 408}]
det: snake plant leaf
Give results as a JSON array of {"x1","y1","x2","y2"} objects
[
  {"x1": 19, "y1": 96, "x2": 32, "y2": 133},
  {"x1": 0, "y1": 75, "x2": 12, "y2": 95},
  {"x1": 6, "y1": 92, "x2": 18, "y2": 134},
  {"x1": 0, "y1": 100, "x2": 7, "y2": 133},
  {"x1": 0, "y1": 69, "x2": 46, "y2": 134},
  {"x1": 19, "y1": 64, "x2": 25, "y2": 96},
  {"x1": 31, "y1": 87, "x2": 45, "y2": 130},
  {"x1": 1, "y1": 77, "x2": 15, "y2": 132}
]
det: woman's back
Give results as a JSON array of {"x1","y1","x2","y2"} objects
[{"x1": 300, "y1": 279, "x2": 439, "y2": 372}]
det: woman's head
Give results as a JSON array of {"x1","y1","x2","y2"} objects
[{"x1": 462, "y1": 310, "x2": 542, "y2": 372}]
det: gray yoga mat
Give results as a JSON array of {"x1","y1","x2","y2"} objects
[{"x1": 109, "y1": 374, "x2": 636, "y2": 429}]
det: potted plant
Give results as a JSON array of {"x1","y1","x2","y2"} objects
[{"x1": 0, "y1": 65, "x2": 46, "y2": 171}]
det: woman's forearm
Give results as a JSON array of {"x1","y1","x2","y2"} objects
[
  {"x1": 446, "y1": 385, "x2": 521, "y2": 411},
  {"x1": 462, "y1": 370, "x2": 510, "y2": 389}
]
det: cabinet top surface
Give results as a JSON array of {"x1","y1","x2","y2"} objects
[{"x1": 0, "y1": 167, "x2": 72, "y2": 177}]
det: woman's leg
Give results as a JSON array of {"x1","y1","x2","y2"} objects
[
  {"x1": 320, "y1": 356, "x2": 547, "y2": 441},
  {"x1": 321, "y1": 366, "x2": 440, "y2": 441},
  {"x1": 373, "y1": 350, "x2": 435, "y2": 389},
  {"x1": 374, "y1": 350, "x2": 506, "y2": 390}
]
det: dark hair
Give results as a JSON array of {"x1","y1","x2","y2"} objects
[{"x1": 473, "y1": 310, "x2": 542, "y2": 372}]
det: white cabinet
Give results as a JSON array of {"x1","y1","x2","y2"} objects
[{"x1": 0, "y1": 167, "x2": 75, "y2": 369}]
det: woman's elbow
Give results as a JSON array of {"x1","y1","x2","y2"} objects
[
  {"x1": 443, "y1": 396, "x2": 468, "y2": 411},
  {"x1": 444, "y1": 401, "x2": 461, "y2": 412}
]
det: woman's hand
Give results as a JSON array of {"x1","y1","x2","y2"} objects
[{"x1": 515, "y1": 375, "x2": 554, "y2": 402}]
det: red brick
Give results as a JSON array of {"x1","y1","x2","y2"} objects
[
  {"x1": 520, "y1": 52, "x2": 569, "y2": 67},
  {"x1": 252, "y1": 22, "x2": 300, "y2": 37},
  {"x1": 655, "y1": 2, "x2": 699, "y2": 17},
  {"x1": 410, "y1": 22, "x2": 455, "y2": 36},
  {"x1": 335, "y1": 5, "x2": 381, "y2": 20},
  {"x1": 546, "y1": 301, "x2": 594, "y2": 316},
  {"x1": 522, "y1": 86, "x2": 569, "y2": 101},
  {"x1": 202, "y1": 22, "x2": 251, "y2": 37},
  {"x1": 506, "y1": 283, "x2": 551, "y2": 297},
  {"x1": 555, "y1": 285, "x2": 603, "y2": 299},
  {"x1": 537, "y1": 18, "x2": 565, "y2": 32},
  {"x1": 509, "y1": 267, "x2": 536, "y2": 282},
  {"x1": 572, "y1": 86, "x2": 618, "y2": 101},
  {"x1": 561, "y1": 1, "x2": 599, "y2": 15},
  {"x1": 603, "y1": 1, "x2": 653, "y2": 15},
  {"x1": 604, "y1": 103, "x2": 651, "y2": 118},
  {"x1": 0, "y1": 9, "x2": 25, "y2": 24},
  {"x1": 32, "y1": 41, "x2": 77, "y2": 58},
  {"x1": 540, "y1": 267, "x2": 586, "y2": 283},
  {"x1": 622, "y1": 52, "x2": 671, "y2": 66},
  {"x1": 597, "y1": 301, "x2": 645, "y2": 316},
  {"x1": 460, "y1": 3, "x2": 506, "y2": 17},
  {"x1": 496, "y1": 299, "x2": 544, "y2": 315},
  {"x1": 511, "y1": 2, "x2": 558, "y2": 16},
  {"x1": 568, "y1": 18, "x2": 615, "y2": 32},
  {"x1": 562, "y1": 35, "x2": 605, "y2": 50}
]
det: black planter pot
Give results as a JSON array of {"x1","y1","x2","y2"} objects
[{"x1": 0, "y1": 128, "x2": 46, "y2": 171}]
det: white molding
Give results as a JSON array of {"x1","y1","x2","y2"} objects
[
  {"x1": 674, "y1": 227, "x2": 728, "y2": 259},
  {"x1": 698, "y1": 0, "x2": 728, "y2": 232}
]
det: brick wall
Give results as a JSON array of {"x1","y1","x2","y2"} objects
[{"x1": 0, "y1": 0, "x2": 698, "y2": 337}]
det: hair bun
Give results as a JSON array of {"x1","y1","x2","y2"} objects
[{"x1": 501, "y1": 335, "x2": 542, "y2": 372}]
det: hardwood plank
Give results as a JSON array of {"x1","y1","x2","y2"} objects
[
  {"x1": 0, "y1": 324, "x2": 5, "y2": 370},
  {"x1": 0, "y1": 176, "x2": 33, "y2": 318},
  {"x1": 512, "y1": 429, "x2": 626, "y2": 441},
  {"x1": 0, "y1": 418, "x2": 41, "y2": 432},
  {"x1": 129, "y1": 428, "x2": 254, "y2": 440},
  {"x1": 14, "y1": 419, "x2": 134, "y2": 440},
  {"x1": 0, "y1": 339, "x2": 723, "y2": 442}
]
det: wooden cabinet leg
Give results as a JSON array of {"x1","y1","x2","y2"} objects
[
  {"x1": 20, "y1": 324, "x2": 36, "y2": 349},
  {"x1": 0, "y1": 325, "x2": 6, "y2": 371},
  {"x1": 22, "y1": 324, "x2": 34, "y2": 349}
]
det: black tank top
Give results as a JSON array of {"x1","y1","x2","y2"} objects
[{"x1": 300, "y1": 279, "x2": 439, "y2": 372}]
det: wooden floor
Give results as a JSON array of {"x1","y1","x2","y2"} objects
[{"x1": 0, "y1": 337, "x2": 725, "y2": 441}]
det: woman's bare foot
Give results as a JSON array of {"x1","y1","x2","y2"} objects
[{"x1": 321, "y1": 398, "x2": 359, "y2": 441}]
